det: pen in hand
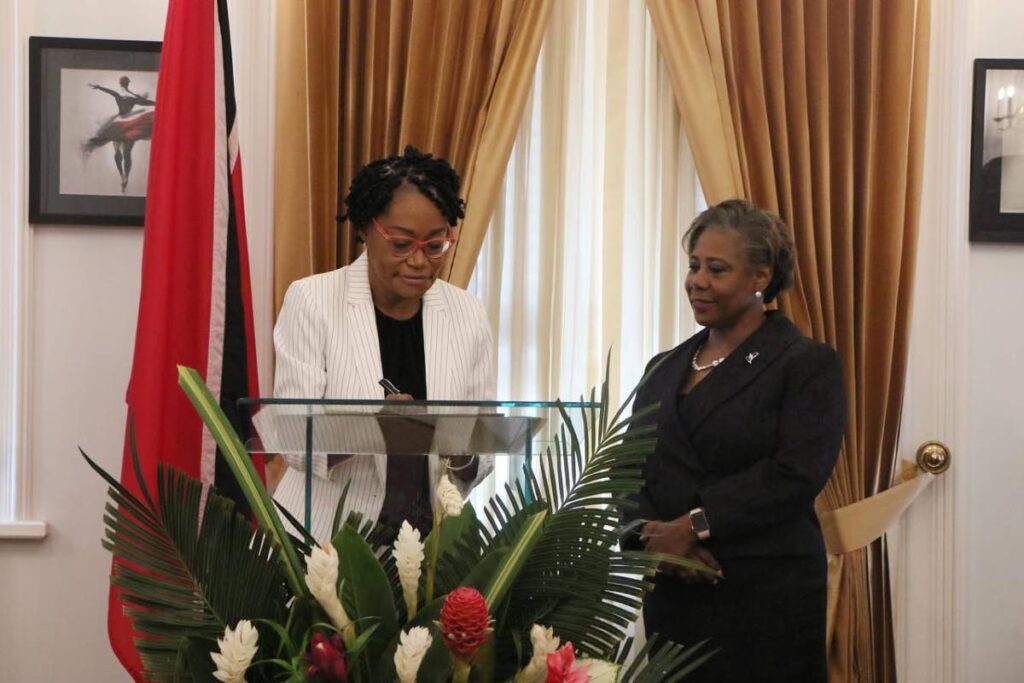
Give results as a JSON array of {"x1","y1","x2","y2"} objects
[{"x1": 379, "y1": 378, "x2": 402, "y2": 396}]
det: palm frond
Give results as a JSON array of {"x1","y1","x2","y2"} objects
[
  {"x1": 177, "y1": 365, "x2": 307, "y2": 597},
  {"x1": 478, "y1": 356, "x2": 675, "y2": 679},
  {"x1": 619, "y1": 636, "x2": 717, "y2": 683},
  {"x1": 482, "y1": 509, "x2": 547, "y2": 608},
  {"x1": 273, "y1": 499, "x2": 316, "y2": 557},
  {"x1": 330, "y1": 478, "x2": 392, "y2": 548},
  {"x1": 83, "y1": 448, "x2": 289, "y2": 682}
]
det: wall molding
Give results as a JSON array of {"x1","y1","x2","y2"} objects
[
  {"x1": 891, "y1": 0, "x2": 972, "y2": 680},
  {"x1": 0, "y1": 0, "x2": 39, "y2": 534},
  {"x1": 0, "y1": 0, "x2": 16, "y2": 521},
  {"x1": 0, "y1": 520, "x2": 48, "y2": 539}
]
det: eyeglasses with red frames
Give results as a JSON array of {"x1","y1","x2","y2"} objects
[{"x1": 372, "y1": 218, "x2": 456, "y2": 260}]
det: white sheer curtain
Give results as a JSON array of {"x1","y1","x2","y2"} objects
[{"x1": 468, "y1": 0, "x2": 699, "y2": 419}]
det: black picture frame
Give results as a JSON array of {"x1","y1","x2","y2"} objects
[
  {"x1": 29, "y1": 36, "x2": 161, "y2": 226},
  {"x1": 969, "y1": 58, "x2": 1024, "y2": 243}
]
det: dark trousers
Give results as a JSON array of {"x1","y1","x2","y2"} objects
[{"x1": 644, "y1": 553, "x2": 827, "y2": 683}]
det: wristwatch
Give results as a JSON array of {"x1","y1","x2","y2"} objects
[{"x1": 689, "y1": 507, "x2": 711, "y2": 541}]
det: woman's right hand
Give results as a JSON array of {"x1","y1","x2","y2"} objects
[
  {"x1": 641, "y1": 516, "x2": 722, "y2": 584},
  {"x1": 681, "y1": 545, "x2": 723, "y2": 584}
]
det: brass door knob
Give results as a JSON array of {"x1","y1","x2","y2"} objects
[{"x1": 916, "y1": 440, "x2": 951, "y2": 474}]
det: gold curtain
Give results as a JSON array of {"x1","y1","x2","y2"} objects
[
  {"x1": 273, "y1": 0, "x2": 552, "y2": 313},
  {"x1": 337, "y1": 0, "x2": 554, "y2": 286},
  {"x1": 273, "y1": 0, "x2": 339, "y2": 315},
  {"x1": 647, "y1": 1, "x2": 931, "y2": 680}
]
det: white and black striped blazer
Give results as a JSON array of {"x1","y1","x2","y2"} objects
[{"x1": 272, "y1": 253, "x2": 496, "y2": 541}]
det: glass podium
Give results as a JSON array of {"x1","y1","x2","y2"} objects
[{"x1": 239, "y1": 398, "x2": 600, "y2": 539}]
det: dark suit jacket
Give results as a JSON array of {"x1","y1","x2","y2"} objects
[{"x1": 625, "y1": 312, "x2": 846, "y2": 559}]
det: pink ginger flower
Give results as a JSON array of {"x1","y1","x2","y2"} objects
[{"x1": 545, "y1": 642, "x2": 592, "y2": 683}]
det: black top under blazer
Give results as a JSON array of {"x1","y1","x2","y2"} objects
[{"x1": 625, "y1": 312, "x2": 847, "y2": 559}]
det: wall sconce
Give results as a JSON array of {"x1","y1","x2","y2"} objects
[{"x1": 995, "y1": 85, "x2": 1021, "y2": 130}]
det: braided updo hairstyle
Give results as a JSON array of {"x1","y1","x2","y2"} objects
[
  {"x1": 341, "y1": 146, "x2": 466, "y2": 235},
  {"x1": 682, "y1": 199, "x2": 796, "y2": 304}
]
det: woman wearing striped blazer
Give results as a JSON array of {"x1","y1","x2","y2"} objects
[{"x1": 272, "y1": 147, "x2": 495, "y2": 542}]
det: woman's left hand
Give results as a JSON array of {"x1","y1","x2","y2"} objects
[{"x1": 641, "y1": 515, "x2": 698, "y2": 559}]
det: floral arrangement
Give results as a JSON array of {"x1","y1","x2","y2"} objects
[{"x1": 83, "y1": 366, "x2": 714, "y2": 682}]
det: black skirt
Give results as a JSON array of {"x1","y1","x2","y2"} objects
[{"x1": 643, "y1": 553, "x2": 827, "y2": 683}]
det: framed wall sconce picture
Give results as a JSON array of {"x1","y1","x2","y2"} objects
[
  {"x1": 970, "y1": 58, "x2": 1024, "y2": 242},
  {"x1": 29, "y1": 37, "x2": 161, "y2": 226}
]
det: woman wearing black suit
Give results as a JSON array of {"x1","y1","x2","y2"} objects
[{"x1": 626, "y1": 199, "x2": 846, "y2": 682}]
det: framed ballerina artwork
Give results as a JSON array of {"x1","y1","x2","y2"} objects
[{"x1": 29, "y1": 37, "x2": 161, "y2": 226}]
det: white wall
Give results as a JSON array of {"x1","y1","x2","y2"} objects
[
  {"x1": 965, "y1": 246, "x2": 1024, "y2": 680},
  {"x1": 964, "y1": 1, "x2": 1024, "y2": 680},
  {"x1": 0, "y1": 227, "x2": 144, "y2": 682},
  {"x1": 897, "y1": 0, "x2": 1024, "y2": 680},
  {"x1": 0, "y1": 3, "x2": 164, "y2": 678},
  {"x1": 0, "y1": 1, "x2": 275, "y2": 681},
  {"x1": 884, "y1": 0, "x2": 1024, "y2": 678}
]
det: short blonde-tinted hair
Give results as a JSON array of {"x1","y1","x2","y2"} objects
[{"x1": 682, "y1": 199, "x2": 795, "y2": 303}]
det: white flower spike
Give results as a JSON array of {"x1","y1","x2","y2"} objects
[
  {"x1": 392, "y1": 521, "x2": 425, "y2": 620},
  {"x1": 436, "y1": 474, "x2": 464, "y2": 519},
  {"x1": 394, "y1": 626, "x2": 433, "y2": 683},
  {"x1": 210, "y1": 619, "x2": 258, "y2": 683},
  {"x1": 304, "y1": 543, "x2": 352, "y2": 632},
  {"x1": 515, "y1": 623, "x2": 561, "y2": 683}
]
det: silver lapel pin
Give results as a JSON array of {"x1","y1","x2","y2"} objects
[{"x1": 746, "y1": 351, "x2": 760, "y2": 364}]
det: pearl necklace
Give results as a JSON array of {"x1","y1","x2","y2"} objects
[{"x1": 691, "y1": 343, "x2": 726, "y2": 372}]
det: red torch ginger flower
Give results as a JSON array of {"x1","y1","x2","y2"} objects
[
  {"x1": 439, "y1": 586, "x2": 492, "y2": 661},
  {"x1": 545, "y1": 642, "x2": 592, "y2": 683},
  {"x1": 305, "y1": 631, "x2": 348, "y2": 683}
]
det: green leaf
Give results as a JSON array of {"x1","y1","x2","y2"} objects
[
  {"x1": 333, "y1": 525, "x2": 400, "y2": 664},
  {"x1": 344, "y1": 622, "x2": 381, "y2": 658},
  {"x1": 482, "y1": 509, "x2": 547, "y2": 609},
  {"x1": 176, "y1": 364, "x2": 307, "y2": 597},
  {"x1": 184, "y1": 637, "x2": 217, "y2": 683},
  {"x1": 429, "y1": 505, "x2": 485, "y2": 598},
  {"x1": 253, "y1": 618, "x2": 297, "y2": 657}
]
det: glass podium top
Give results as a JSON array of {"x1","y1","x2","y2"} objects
[
  {"x1": 238, "y1": 398, "x2": 602, "y2": 540},
  {"x1": 240, "y1": 398, "x2": 600, "y2": 457},
  {"x1": 239, "y1": 398, "x2": 599, "y2": 408}
]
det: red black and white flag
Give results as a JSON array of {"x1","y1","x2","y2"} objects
[{"x1": 110, "y1": 0, "x2": 263, "y2": 678}]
